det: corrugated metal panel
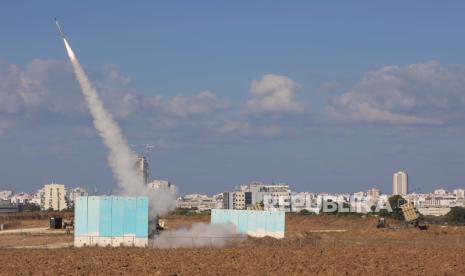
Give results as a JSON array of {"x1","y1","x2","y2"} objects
[
  {"x1": 123, "y1": 197, "x2": 137, "y2": 236},
  {"x1": 74, "y1": 196, "x2": 87, "y2": 236},
  {"x1": 135, "y1": 197, "x2": 148, "y2": 237},
  {"x1": 87, "y1": 196, "x2": 100, "y2": 236},
  {"x1": 99, "y1": 196, "x2": 112, "y2": 237},
  {"x1": 111, "y1": 196, "x2": 124, "y2": 237},
  {"x1": 210, "y1": 209, "x2": 285, "y2": 239}
]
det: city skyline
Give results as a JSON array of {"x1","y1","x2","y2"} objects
[{"x1": 2, "y1": 2, "x2": 465, "y2": 194}]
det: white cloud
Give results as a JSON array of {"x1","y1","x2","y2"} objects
[
  {"x1": 326, "y1": 61, "x2": 465, "y2": 125},
  {"x1": 149, "y1": 91, "x2": 229, "y2": 118},
  {"x1": 0, "y1": 59, "x2": 307, "y2": 145},
  {"x1": 245, "y1": 74, "x2": 304, "y2": 115}
]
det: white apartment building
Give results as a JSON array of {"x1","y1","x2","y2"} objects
[
  {"x1": 176, "y1": 194, "x2": 223, "y2": 211},
  {"x1": 0, "y1": 190, "x2": 13, "y2": 200},
  {"x1": 393, "y1": 171, "x2": 408, "y2": 195},
  {"x1": 10, "y1": 193, "x2": 33, "y2": 204},
  {"x1": 232, "y1": 192, "x2": 247, "y2": 210},
  {"x1": 454, "y1": 189, "x2": 465, "y2": 198},
  {"x1": 40, "y1": 183, "x2": 67, "y2": 211},
  {"x1": 148, "y1": 180, "x2": 171, "y2": 190},
  {"x1": 405, "y1": 188, "x2": 465, "y2": 216},
  {"x1": 68, "y1": 187, "x2": 88, "y2": 203},
  {"x1": 367, "y1": 188, "x2": 381, "y2": 198}
]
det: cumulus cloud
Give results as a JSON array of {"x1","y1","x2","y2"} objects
[
  {"x1": 326, "y1": 61, "x2": 465, "y2": 125},
  {"x1": 0, "y1": 59, "x2": 306, "y2": 145},
  {"x1": 0, "y1": 59, "x2": 140, "y2": 118},
  {"x1": 245, "y1": 74, "x2": 304, "y2": 115},
  {"x1": 149, "y1": 91, "x2": 229, "y2": 118}
]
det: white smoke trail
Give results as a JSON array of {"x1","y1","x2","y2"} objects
[
  {"x1": 152, "y1": 222, "x2": 244, "y2": 248},
  {"x1": 63, "y1": 38, "x2": 239, "y2": 247},
  {"x1": 62, "y1": 38, "x2": 176, "y2": 217}
]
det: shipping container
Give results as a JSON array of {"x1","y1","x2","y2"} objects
[
  {"x1": 74, "y1": 196, "x2": 148, "y2": 247},
  {"x1": 211, "y1": 209, "x2": 285, "y2": 239}
]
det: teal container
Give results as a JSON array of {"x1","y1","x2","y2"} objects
[
  {"x1": 210, "y1": 209, "x2": 285, "y2": 238},
  {"x1": 74, "y1": 196, "x2": 88, "y2": 236},
  {"x1": 111, "y1": 196, "x2": 125, "y2": 237},
  {"x1": 74, "y1": 196, "x2": 148, "y2": 238}
]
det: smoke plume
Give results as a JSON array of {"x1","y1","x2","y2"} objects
[
  {"x1": 62, "y1": 38, "x2": 176, "y2": 217},
  {"x1": 63, "y1": 37, "x2": 240, "y2": 247},
  {"x1": 152, "y1": 223, "x2": 243, "y2": 248}
]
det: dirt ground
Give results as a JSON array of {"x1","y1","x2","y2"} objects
[{"x1": 1, "y1": 213, "x2": 465, "y2": 275}]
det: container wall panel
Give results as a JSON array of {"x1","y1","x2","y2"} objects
[
  {"x1": 111, "y1": 196, "x2": 125, "y2": 237},
  {"x1": 87, "y1": 196, "x2": 100, "y2": 236},
  {"x1": 275, "y1": 212, "x2": 285, "y2": 234},
  {"x1": 211, "y1": 209, "x2": 285, "y2": 239},
  {"x1": 256, "y1": 211, "x2": 267, "y2": 236},
  {"x1": 237, "y1": 212, "x2": 248, "y2": 233},
  {"x1": 123, "y1": 197, "x2": 137, "y2": 236},
  {"x1": 74, "y1": 197, "x2": 88, "y2": 236},
  {"x1": 99, "y1": 196, "x2": 112, "y2": 237},
  {"x1": 74, "y1": 196, "x2": 148, "y2": 247},
  {"x1": 218, "y1": 210, "x2": 229, "y2": 224},
  {"x1": 229, "y1": 210, "x2": 239, "y2": 231},
  {"x1": 246, "y1": 211, "x2": 257, "y2": 235},
  {"x1": 264, "y1": 211, "x2": 273, "y2": 234},
  {"x1": 211, "y1": 209, "x2": 219, "y2": 224},
  {"x1": 135, "y1": 197, "x2": 148, "y2": 237}
]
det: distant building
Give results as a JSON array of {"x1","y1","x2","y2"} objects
[
  {"x1": 0, "y1": 190, "x2": 13, "y2": 200},
  {"x1": 222, "y1": 191, "x2": 252, "y2": 210},
  {"x1": 454, "y1": 188, "x2": 465, "y2": 198},
  {"x1": 393, "y1": 171, "x2": 408, "y2": 195},
  {"x1": 289, "y1": 192, "x2": 319, "y2": 213},
  {"x1": 135, "y1": 156, "x2": 149, "y2": 185},
  {"x1": 367, "y1": 188, "x2": 381, "y2": 198},
  {"x1": 0, "y1": 200, "x2": 18, "y2": 213},
  {"x1": 148, "y1": 180, "x2": 171, "y2": 190},
  {"x1": 433, "y1": 188, "x2": 447, "y2": 195},
  {"x1": 31, "y1": 190, "x2": 42, "y2": 205},
  {"x1": 68, "y1": 187, "x2": 88, "y2": 203},
  {"x1": 40, "y1": 183, "x2": 67, "y2": 211},
  {"x1": 10, "y1": 193, "x2": 33, "y2": 204},
  {"x1": 224, "y1": 182, "x2": 290, "y2": 210},
  {"x1": 246, "y1": 182, "x2": 291, "y2": 205},
  {"x1": 176, "y1": 194, "x2": 223, "y2": 211}
]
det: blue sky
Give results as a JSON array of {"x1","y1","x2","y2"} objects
[{"x1": 2, "y1": 1, "x2": 465, "y2": 195}]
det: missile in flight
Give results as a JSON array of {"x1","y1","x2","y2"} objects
[{"x1": 54, "y1": 18, "x2": 65, "y2": 38}]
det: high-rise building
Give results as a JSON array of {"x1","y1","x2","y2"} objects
[
  {"x1": 40, "y1": 183, "x2": 67, "y2": 211},
  {"x1": 393, "y1": 171, "x2": 408, "y2": 196},
  {"x1": 135, "y1": 156, "x2": 149, "y2": 185}
]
